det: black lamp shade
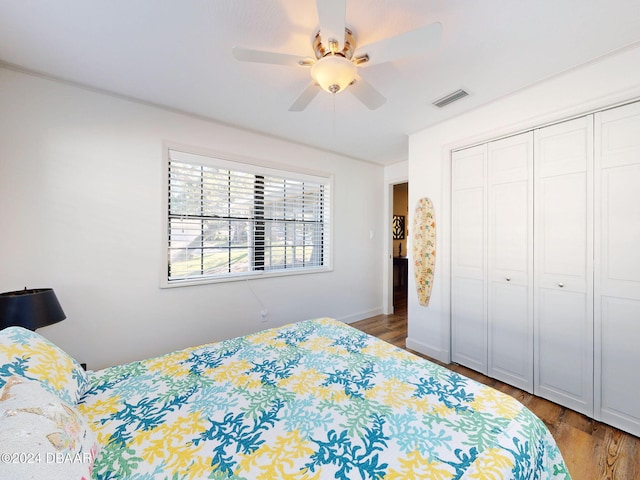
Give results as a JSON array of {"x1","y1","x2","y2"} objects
[{"x1": 0, "y1": 288, "x2": 66, "y2": 331}]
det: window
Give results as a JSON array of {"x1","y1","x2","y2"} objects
[{"x1": 165, "y1": 149, "x2": 332, "y2": 285}]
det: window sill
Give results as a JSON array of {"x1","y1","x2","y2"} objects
[{"x1": 160, "y1": 265, "x2": 333, "y2": 288}]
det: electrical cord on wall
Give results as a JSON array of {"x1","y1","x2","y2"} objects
[{"x1": 245, "y1": 279, "x2": 268, "y2": 322}]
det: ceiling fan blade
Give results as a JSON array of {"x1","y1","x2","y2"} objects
[
  {"x1": 349, "y1": 76, "x2": 386, "y2": 110},
  {"x1": 289, "y1": 82, "x2": 320, "y2": 112},
  {"x1": 232, "y1": 47, "x2": 313, "y2": 67},
  {"x1": 355, "y1": 22, "x2": 442, "y2": 67},
  {"x1": 316, "y1": 0, "x2": 346, "y2": 51}
]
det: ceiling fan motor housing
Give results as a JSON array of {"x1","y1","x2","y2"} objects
[{"x1": 313, "y1": 28, "x2": 356, "y2": 60}]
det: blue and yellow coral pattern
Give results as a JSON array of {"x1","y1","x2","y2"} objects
[
  {"x1": 78, "y1": 318, "x2": 571, "y2": 479},
  {"x1": 0, "y1": 326, "x2": 89, "y2": 404}
]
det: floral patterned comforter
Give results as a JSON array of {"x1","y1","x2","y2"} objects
[{"x1": 79, "y1": 318, "x2": 571, "y2": 479}]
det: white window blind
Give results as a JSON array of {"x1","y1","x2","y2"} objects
[{"x1": 166, "y1": 149, "x2": 331, "y2": 284}]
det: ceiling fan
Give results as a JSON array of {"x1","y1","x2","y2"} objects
[{"x1": 232, "y1": 0, "x2": 441, "y2": 111}]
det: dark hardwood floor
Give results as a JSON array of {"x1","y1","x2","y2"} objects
[{"x1": 351, "y1": 290, "x2": 640, "y2": 480}]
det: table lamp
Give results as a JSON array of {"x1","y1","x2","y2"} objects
[{"x1": 0, "y1": 288, "x2": 66, "y2": 330}]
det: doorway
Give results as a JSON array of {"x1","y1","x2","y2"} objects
[{"x1": 392, "y1": 182, "x2": 408, "y2": 313}]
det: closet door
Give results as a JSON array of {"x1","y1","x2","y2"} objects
[
  {"x1": 487, "y1": 132, "x2": 534, "y2": 392},
  {"x1": 595, "y1": 101, "x2": 640, "y2": 436},
  {"x1": 534, "y1": 116, "x2": 594, "y2": 416},
  {"x1": 451, "y1": 144, "x2": 488, "y2": 374}
]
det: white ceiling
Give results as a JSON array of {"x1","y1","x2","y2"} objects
[{"x1": 1, "y1": 0, "x2": 640, "y2": 165}]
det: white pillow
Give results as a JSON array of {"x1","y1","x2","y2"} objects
[{"x1": 0, "y1": 376, "x2": 98, "y2": 480}]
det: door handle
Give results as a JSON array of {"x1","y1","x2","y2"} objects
[
  {"x1": 506, "y1": 277, "x2": 511, "y2": 282},
  {"x1": 558, "y1": 283, "x2": 564, "y2": 288}
]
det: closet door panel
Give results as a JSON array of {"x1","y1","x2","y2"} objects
[
  {"x1": 452, "y1": 147, "x2": 485, "y2": 189},
  {"x1": 600, "y1": 164, "x2": 640, "y2": 297},
  {"x1": 490, "y1": 181, "x2": 529, "y2": 284},
  {"x1": 489, "y1": 283, "x2": 530, "y2": 385},
  {"x1": 599, "y1": 297, "x2": 640, "y2": 431},
  {"x1": 451, "y1": 277, "x2": 487, "y2": 372},
  {"x1": 596, "y1": 101, "x2": 640, "y2": 436},
  {"x1": 487, "y1": 133, "x2": 533, "y2": 392},
  {"x1": 451, "y1": 145, "x2": 487, "y2": 373},
  {"x1": 537, "y1": 288, "x2": 590, "y2": 407},
  {"x1": 451, "y1": 187, "x2": 486, "y2": 372},
  {"x1": 539, "y1": 173, "x2": 587, "y2": 284},
  {"x1": 534, "y1": 116, "x2": 593, "y2": 416},
  {"x1": 537, "y1": 125, "x2": 590, "y2": 176},
  {"x1": 452, "y1": 187, "x2": 485, "y2": 279}
]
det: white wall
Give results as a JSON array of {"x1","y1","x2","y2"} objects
[
  {"x1": 407, "y1": 44, "x2": 640, "y2": 363},
  {"x1": 0, "y1": 67, "x2": 384, "y2": 369}
]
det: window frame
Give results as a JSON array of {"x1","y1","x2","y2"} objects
[{"x1": 161, "y1": 145, "x2": 334, "y2": 288}]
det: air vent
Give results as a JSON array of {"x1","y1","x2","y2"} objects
[{"x1": 432, "y1": 89, "x2": 469, "y2": 108}]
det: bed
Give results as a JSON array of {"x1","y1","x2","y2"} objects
[{"x1": 0, "y1": 317, "x2": 571, "y2": 479}]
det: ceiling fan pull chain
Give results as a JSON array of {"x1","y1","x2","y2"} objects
[{"x1": 332, "y1": 93, "x2": 336, "y2": 137}]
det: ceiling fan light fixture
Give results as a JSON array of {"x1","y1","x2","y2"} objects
[{"x1": 311, "y1": 55, "x2": 357, "y2": 94}]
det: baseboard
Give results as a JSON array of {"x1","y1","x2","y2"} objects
[
  {"x1": 406, "y1": 337, "x2": 450, "y2": 364},
  {"x1": 339, "y1": 307, "x2": 384, "y2": 324}
]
